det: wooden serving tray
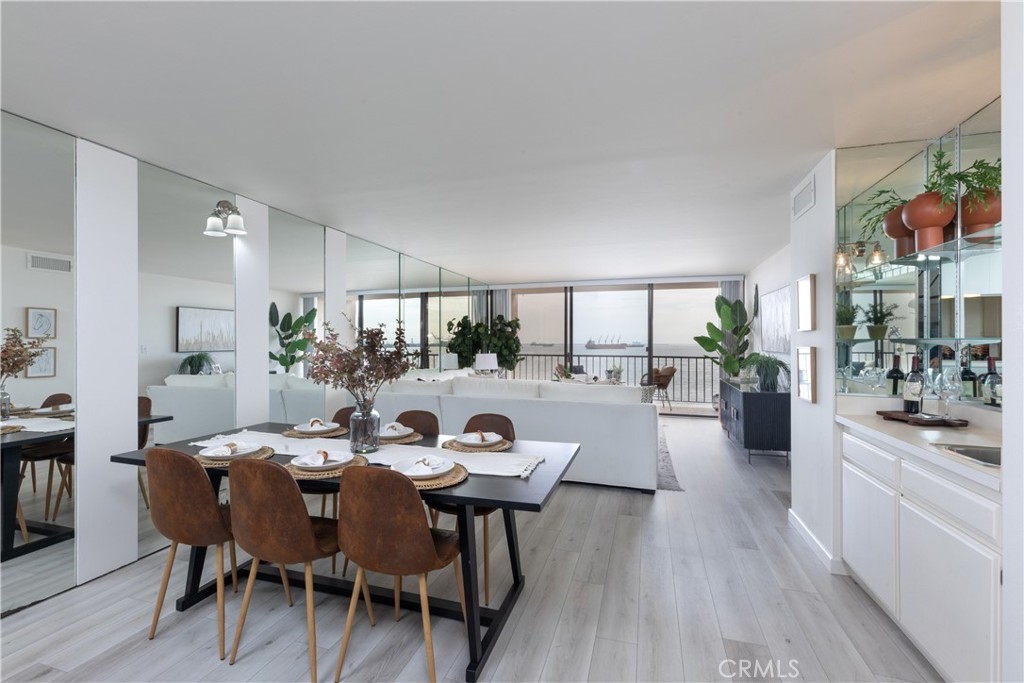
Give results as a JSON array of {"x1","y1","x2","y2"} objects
[{"x1": 876, "y1": 410, "x2": 969, "y2": 428}]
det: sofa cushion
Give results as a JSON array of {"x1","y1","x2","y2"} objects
[
  {"x1": 384, "y1": 379, "x2": 454, "y2": 395},
  {"x1": 451, "y1": 376, "x2": 541, "y2": 399},
  {"x1": 164, "y1": 373, "x2": 226, "y2": 388},
  {"x1": 539, "y1": 381, "x2": 642, "y2": 404}
]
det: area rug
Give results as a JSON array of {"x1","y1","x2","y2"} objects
[{"x1": 658, "y1": 427, "x2": 683, "y2": 491}]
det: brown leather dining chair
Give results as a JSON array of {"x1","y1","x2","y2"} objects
[
  {"x1": 395, "y1": 410, "x2": 440, "y2": 437},
  {"x1": 146, "y1": 448, "x2": 240, "y2": 660},
  {"x1": 227, "y1": 458, "x2": 375, "y2": 683},
  {"x1": 428, "y1": 413, "x2": 514, "y2": 606},
  {"x1": 19, "y1": 392, "x2": 73, "y2": 520},
  {"x1": 334, "y1": 466, "x2": 466, "y2": 683},
  {"x1": 332, "y1": 406, "x2": 356, "y2": 426}
]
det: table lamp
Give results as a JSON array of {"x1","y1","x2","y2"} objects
[{"x1": 475, "y1": 353, "x2": 499, "y2": 375}]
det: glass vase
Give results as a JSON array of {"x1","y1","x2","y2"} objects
[
  {"x1": 349, "y1": 399, "x2": 380, "y2": 454},
  {"x1": 1, "y1": 389, "x2": 10, "y2": 420}
]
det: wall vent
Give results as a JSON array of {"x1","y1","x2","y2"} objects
[
  {"x1": 26, "y1": 251, "x2": 73, "y2": 274},
  {"x1": 792, "y1": 176, "x2": 815, "y2": 220}
]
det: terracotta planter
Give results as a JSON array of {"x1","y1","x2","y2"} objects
[
  {"x1": 867, "y1": 324, "x2": 889, "y2": 340},
  {"x1": 837, "y1": 325, "x2": 858, "y2": 341},
  {"x1": 942, "y1": 216, "x2": 958, "y2": 244},
  {"x1": 961, "y1": 190, "x2": 1001, "y2": 242},
  {"x1": 882, "y1": 205, "x2": 914, "y2": 258},
  {"x1": 903, "y1": 191, "x2": 956, "y2": 252}
]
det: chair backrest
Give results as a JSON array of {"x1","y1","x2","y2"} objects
[
  {"x1": 656, "y1": 367, "x2": 677, "y2": 389},
  {"x1": 337, "y1": 466, "x2": 444, "y2": 575},
  {"x1": 138, "y1": 396, "x2": 152, "y2": 450},
  {"x1": 395, "y1": 410, "x2": 440, "y2": 437},
  {"x1": 41, "y1": 393, "x2": 72, "y2": 408},
  {"x1": 332, "y1": 406, "x2": 356, "y2": 425},
  {"x1": 464, "y1": 413, "x2": 515, "y2": 441},
  {"x1": 146, "y1": 448, "x2": 232, "y2": 548},
  {"x1": 227, "y1": 459, "x2": 329, "y2": 565}
]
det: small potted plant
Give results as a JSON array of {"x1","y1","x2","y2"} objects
[
  {"x1": 902, "y1": 150, "x2": 958, "y2": 252},
  {"x1": 860, "y1": 302, "x2": 900, "y2": 340},
  {"x1": 859, "y1": 188, "x2": 913, "y2": 258},
  {"x1": 178, "y1": 352, "x2": 215, "y2": 375},
  {"x1": 836, "y1": 302, "x2": 860, "y2": 341},
  {"x1": 750, "y1": 353, "x2": 791, "y2": 392},
  {"x1": 610, "y1": 364, "x2": 623, "y2": 382},
  {"x1": 958, "y1": 157, "x2": 1001, "y2": 240}
]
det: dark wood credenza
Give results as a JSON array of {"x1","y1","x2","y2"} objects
[{"x1": 719, "y1": 379, "x2": 791, "y2": 463}]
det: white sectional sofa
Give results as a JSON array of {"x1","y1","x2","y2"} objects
[{"x1": 373, "y1": 376, "x2": 659, "y2": 491}]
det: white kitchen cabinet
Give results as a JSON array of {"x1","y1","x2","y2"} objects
[
  {"x1": 899, "y1": 499, "x2": 1001, "y2": 683},
  {"x1": 842, "y1": 461, "x2": 898, "y2": 615}
]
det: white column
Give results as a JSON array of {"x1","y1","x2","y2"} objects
[
  {"x1": 74, "y1": 141, "x2": 138, "y2": 582},
  {"x1": 323, "y1": 227, "x2": 349, "y2": 416},
  {"x1": 233, "y1": 196, "x2": 269, "y2": 426}
]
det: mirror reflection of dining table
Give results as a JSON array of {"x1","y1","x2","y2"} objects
[
  {"x1": 110, "y1": 421, "x2": 579, "y2": 683},
  {"x1": 1, "y1": 408, "x2": 172, "y2": 561}
]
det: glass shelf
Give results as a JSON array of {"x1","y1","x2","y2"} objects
[{"x1": 890, "y1": 223, "x2": 1001, "y2": 268}]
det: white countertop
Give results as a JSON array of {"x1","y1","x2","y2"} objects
[{"x1": 836, "y1": 412, "x2": 1001, "y2": 492}]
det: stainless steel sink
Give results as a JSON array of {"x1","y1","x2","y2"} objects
[{"x1": 935, "y1": 443, "x2": 1001, "y2": 467}]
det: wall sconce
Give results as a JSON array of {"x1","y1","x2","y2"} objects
[
  {"x1": 204, "y1": 200, "x2": 246, "y2": 237},
  {"x1": 866, "y1": 241, "x2": 888, "y2": 268},
  {"x1": 835, "y1": 246, "x2": 856, "y2": 286}
]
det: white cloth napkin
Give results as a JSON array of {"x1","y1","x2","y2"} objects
[
  {"x1": 204, "y1": 445, "x2": 233, "y2": 457},
  {"x1": 401, "y1": 460, "x2": 433, "y2": 476},
  {"x1": 382, "y1": 421, "x2": 406, "y2": 434},
  {"x1": 459, "y1": 431, "x2": 500, "y2": 444},
  {"x1": 292, "y1": 452, "x2": 347, "y2": 467},
  {"x1": 5, "y1": 418, "x2": 75, "y2": 433}
]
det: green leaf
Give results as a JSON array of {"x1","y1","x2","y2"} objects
[
  {"x1": 733, "y1": 300, "x2": 747, "y2": 327},
  {"x1": 303, "y1": 308, "x2": 317, "y2": 326},
  {"x1": 723, "y1": 356, "x2": 740, "y2": 376},
  {"x1": 737, "y1": 339, "x2": 749, "y2": 355},
  {"x1": 269, "y1": 302, "x2": 280, "y2": 327},
  {"x1": 706, "y1": 323, "x2": 724, "y2": 342},
  {"x1": 752, "y1": 285, "x2": 759, "y2": 319},
  {"x1": 280, "y1": 312, "x2": 293, "y2": 332},
  {"x1": 694, "y1": 336, "x2": 721, "y2": 353},
  {"x1": 717, "y1": 300, "x2": 734, "y2": 328}
]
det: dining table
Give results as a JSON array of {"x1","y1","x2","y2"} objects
[
  {"x1": 109, "y1": 421, "x2": 579, "y2": 682},
  {"x1": 1, "y1": 412, "x2": 173, "y2": 562}
]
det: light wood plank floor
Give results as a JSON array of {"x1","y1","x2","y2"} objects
[{"x1": 0, "y1": 417, "x2": 943, "y2": 682}]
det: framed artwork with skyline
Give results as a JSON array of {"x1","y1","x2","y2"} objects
[
  {"x1": 176, "y1": 306, "x2": 235, "y2": 352},
  {"x1": 760, "y1": 285, "x2": 791, "y2": 354}
]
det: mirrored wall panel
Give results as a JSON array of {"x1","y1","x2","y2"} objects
[
  {"x1": 401, "y1": 255, "x2": 441, "y2": 370},
  {"x1": 1, "y1": 112, "x2": 77, "y2": 612}
]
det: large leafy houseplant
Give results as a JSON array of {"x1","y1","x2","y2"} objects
[
  {"x1": 269, "y1": 302, "x2": 317, "y2": 373},
  {"x1": 693, "y1": 285, "x2": 760, "y2": 377},
  {"x1": 445, "y1": 315, "x2": 524, "y2": 372},
  {"x1": 485, "y1": 315, "x2": 523, "y2": 372},
  {"x1": 446, "y1": 315, "x2": 485, "y2": 369}
]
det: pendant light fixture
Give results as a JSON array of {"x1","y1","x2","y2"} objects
[{"x1": 203, "y1": 200, "x2": 246, "y2": 237}]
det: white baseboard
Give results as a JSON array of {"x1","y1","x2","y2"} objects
[{"x1": 788, "y1": 508, "x2": 847, "y2": 574}]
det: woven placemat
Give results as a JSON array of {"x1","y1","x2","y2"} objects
[
  {"x1": 195, "y1": 446, "x2": 275, "y2": 468},
  {"x1": 412, "y1": 463, "x2": 468, "y2": 490},
  {"x1": 284, "y1": 454, "x2": 368, "y2": 480},
  {"x1": 282, "y1": 426, "x2": 350, "y2": 439},
  {"x1": 33, "y1": 409, "x2": 75, "y2": 418},
  {"x1": 441, "y1": 438, "x2": 513, "y2": 453},
  {"x1": 8, "y1": 407, "x2": 34, "y2": 416},
  {"x1": 2, "y1": 425, "x2": 25, "y2": 435},
  {"x1": 380, "y1": 432, "x2": 424, "y2": 445}
]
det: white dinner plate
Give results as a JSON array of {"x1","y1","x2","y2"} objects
[
  {"x1": 455, "y1": 431, "x2": 503, "y2": 447},
  {"x1": 293, "y1": 421, "x2": 340, "y2": 434},
  {"x1": 199, "y1": 443, "x2": 260, "y2": 459},
  {"x1": 391, "y1": 456, "x2": 455, "y2": 480},
  {"x1": 380, "y1": 425, "x2": 414, "y2": 439},
  {"x1": 290, "y1": 451, "x2": 354, "y2": 470}
]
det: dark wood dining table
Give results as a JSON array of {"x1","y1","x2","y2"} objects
[
  {"x1": 1, "y1": 414, "x2": 173, "y2": 562},
  {"x1": 110, "y1": 422, "x2": 579, "y2": 682}
]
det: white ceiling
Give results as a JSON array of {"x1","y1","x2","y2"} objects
[{"x1": 0, "y1": 2, "x2": 1001, "y2": 284}]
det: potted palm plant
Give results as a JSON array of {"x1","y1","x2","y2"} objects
[
  {"x1": 902, "y1": 150, "x2": 958, "y2": 252},
  {"x1": 860, "y1": 302, "x2": 900, "y2": 340},
  {"x1": 836, "y1": 303, "x2": 860, "y2": 341},
  {"x1": 958, "y1": 157, "x2": 1001, "y2": 240},
  {"x1": 859, "y1": 188, "x2": 913, "y2": 258}
]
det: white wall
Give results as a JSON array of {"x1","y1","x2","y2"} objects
[
  {"x1": 233, "y1": 196, "x2": 270, "y2": 426},
  {"x1": 1, "y1": 246, "x2": 75, "y2": 407},
  {"x1": 138, "y1": 272, "x2": 236, "y2": 392},
  {"x1": 746, "y1": 243, "x2": 791, "y2": 356},
  {"x1": 788, "y1": 152, "x2": 842, "y2": 572},
  {"x1": 1000, "y1": 2, "x2": 1023, "y2": 679}
]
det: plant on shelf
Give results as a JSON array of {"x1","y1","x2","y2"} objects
[
  {"x1": 836, "y1": 302, "x2": 860, "y2": 341},
  {"x1": 269, "y1": 302, "x2": 318, "y2": 373},
  {"x1": 902, "y1": 149, "x2": 958, "y2": 251},
  {"x1": 858, "y1": 188, "x2": 905, "y2": 242},
  {"x1": 750, "y1": 353, "x2": 790, "y2": 392},
  {"x1": 958, "y1": 157, "x2": 1002, "y2": 236},
  {"x1": 178, "y1": 352, "x2": 215, "y2": 375},
  {"x1": 694, "y1": 285, "x2": 759, "y2": 377},
  {"x1": 860, "y1": 302, "x2": 900, "y2": 340}
]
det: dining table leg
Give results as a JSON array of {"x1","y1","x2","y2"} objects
[
  {"x1": 502, "y1": 509, "x2": 522, "y2": 586},
  {"x1": 455, "y1": 504, "x2": 483, "y2": 681},
  {"x1": 1, "y1": 445, "x2": 22, "y2": 557}
]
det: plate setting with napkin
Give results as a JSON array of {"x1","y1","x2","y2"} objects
[
  {"x1": 194, "y1": 441, "x2": 275, "y2": 467},
  {"x1": 290, "y1": 450, "x2": 354, "y2": 471},
  {"x1": 390, "y1": 454, "x2": 455, "y2": 480},
  {"x1": 379, "y1": 421, "x2": 420, "y2": 443}
]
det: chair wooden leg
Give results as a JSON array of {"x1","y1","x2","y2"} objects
[
  {"x1": 16, "y1": 501, "x2": 29, "y2": 543},
  {"x1": 229, "y1": 541, "x2": 238, "y2": 593},
  {"x1": 430, "y1": 508, "x2": 440, "y2": 528},
  {"x1": 342, "y1": 557, "x2": 350, "y2": 577},
  {"x1": 30, "y1": 461, "x2": 37, "y2": 493},
  {"x1": 304, "y1": 562, "x2": 317, "y2": 683},
  {"x1": 138, "y1": 469, "x2": 150, "y2": 510},
  {"x1": 332, "y1": 552, "x2": 337, "y2": 575},
  {"x1": 216, "y1": 544, "x2": 226, "y2": 660},
  {"x1": 320, "y1": 494, "x2": 327, "y2": 517},
  {"x1": 19, "y1": 461, "x2": 30, "y2": 492},
  {"x1": 417, "y1": 573, "x2": 437, "y2": 683},
  {"x1": 229, "y1": 557, "x2": 261, "y2": 665},
  {"x1": 149, "y1": 541, "x2": 178, "y2": 639},
  {"x1": 361, "y1": 570, "x2": 376, "y2": 626},
  {"x1": 279, "y1": 564, "x2": 293, "y2": 606},
  {"x1": 394, "y1": 575, "x2": 402, "y2": 621},
  {"x1": 335, "y1": 566, "x2": 364, "y2": 682},
  {"x1": 43, "y1": 459, "x2": 56, "y2": 521},
  {"x1": 483, "y1": 514, "x2": 490, "y2": 606},
  {"x1": 53, "y1": 464, "x2": 71, "y2": 520},
  {"x1": 452, "y1": 560, "x2": 467, "y2": 627}
]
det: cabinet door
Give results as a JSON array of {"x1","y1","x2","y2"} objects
[
  {"x1": 899, "y1": 499, "x2": 1000, "y2": 683},
  {"x1": 842, "y1": 462, "x2": 898, "y2": 614}
]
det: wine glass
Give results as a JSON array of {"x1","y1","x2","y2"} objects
[{"x1": 935, "y1": 368, "x2": 963, "y2": 419}]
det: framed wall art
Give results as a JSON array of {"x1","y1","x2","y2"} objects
[
  {"x1": 26, "y1": 307, "x2": 57, "y2": 338},
  {"x1": 760, "y1": 285, "x2": 791, "y2": 354},
  {"x1": 26, "y1": 347, "x2": 56, "y2": 378},
  {"x1": 796, "y1": 346, "x2": 816, "y2": 403},
  {"x1": 796, "y1": 274, "x2": 816, "y2": 331},
  {"x1": 176, "y1": 306, "x2": 235, "y2": 352}
]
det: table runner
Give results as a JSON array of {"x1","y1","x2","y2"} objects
[
  {"x1": 191, "y1": 430, "x2": 545, "y2": 478},
  {"x1": 3, "y1": 417, "x2": 75, "y2": 433}
]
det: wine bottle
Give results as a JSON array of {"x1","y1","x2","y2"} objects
[
  {"x1": 981, "y1": 357, "x2": 1002, "y2": 407},
  {"x1": 903, "y1": 355, "x2": 924, "y2": 414},
  {"x1": 886, "y1": 355, "x2": 905, "y2": 396},
  {"x1": 960, "y1": 358, "x2": 978, "y2": 398}
]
